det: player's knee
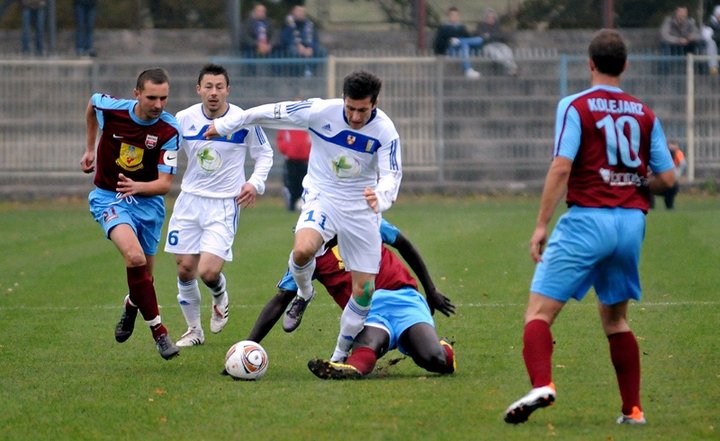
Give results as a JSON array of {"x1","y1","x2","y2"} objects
[
  {"x1": 198, "y1": 268, "x2": 221, "y2": 286},
  {"x1": 414, "y1": 347, "x2": 447, "y2": 373},
  {"x1": 125, "y1": 250, "x2": 147, "y2": 268},
  {"x1": 291, "y1": 248, "x2": 314, "y2": 266}
]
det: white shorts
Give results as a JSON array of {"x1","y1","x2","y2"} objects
[
  {"x1": 295, "y1": 188, "x2": 381, "y2": 274},
  {"x1": 164, "y1": 192, "x2": 239, "y2": 261}
]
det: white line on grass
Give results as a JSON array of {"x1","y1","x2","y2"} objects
[{"x1": 1, "y1": 300, "x2": 718, "y2": 311}]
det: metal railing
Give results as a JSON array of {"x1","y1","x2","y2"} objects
[{"x1": 0, "y1": 53, "x2": 718, "y2": 199}]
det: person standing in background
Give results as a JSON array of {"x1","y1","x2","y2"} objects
[
  {"x1": 652, "y1": 140, "x2": 687, "y2": 210},
  {"x1": 20, "y1": 0, "x2": 45, "y2": 56},
  {"x1": 240, "y1": 2, "x2": 275, "y2": 58},
  {"x1": 277, "y1": 127, "x2": 310, "y2": 211},
  {"x1": 73, "y1": 0, "x2": 98, "y2": 57}
]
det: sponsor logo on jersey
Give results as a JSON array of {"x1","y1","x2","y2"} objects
[
  {"x1": 115, "y1": 143, "x2": 144, "y2": 171},
  {"x1": 599, "y1": 168, "x2": 647, "y2": 186},
  {"x1": 346, "y1": 135, "x2": 356, "y2": 145},
  {"x1": 145, "y1": 134, "x2": 158, "y2": 149},
  {"x1": 330, "y1": 154, "x2": 361, "y2": 178},
  {"x1": 197, "y1": 147, "x2": 222, "y2": 172},
  {"x1": 322, "y1": 124, "x2": 331, "y2": 131}
]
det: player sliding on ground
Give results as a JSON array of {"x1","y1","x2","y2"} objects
[{"x1": 241, "y1": 219, "x2": 456, "y2": 379}]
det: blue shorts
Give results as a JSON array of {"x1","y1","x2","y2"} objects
[
  {"x1": 88, "y1": 187, "x2": 166, "y2": 256},
  {"x1": 365, "y1": 287, "x2": 435, "y2": 355},
  {"x1": 531, "y1": 206, "x2": 645, "y2": 305}
]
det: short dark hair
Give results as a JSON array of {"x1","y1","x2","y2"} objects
[
  {"x1": 135, "y1": 67, "x2": 170, "y2": 91},
  {"x1": 588, "y1": 29, "x2": 627, "y2": 77},
  {"x1": 342, "y1": 70, "x2": 382, "y2": 104},
  {"x1": 197, "y1": 63, "x2": 230, "y2": 87}
]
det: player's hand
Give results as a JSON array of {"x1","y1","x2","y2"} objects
[
  {"x1": 204, "y1": 123, "x2": 219, "y2": 139},
  {"x1": 236, "y1": 183, "x2": 257, "y2": 208},
  {"x1": 80, "y1": 151, "x2": 95, "y2": 174},
  {"x1": 529, "y1": 226, "x2": 548, "y2": 263},
  {"x1": 364, "y1": 187, "x2": 379, "y2": 212},
  {"x1": 427, "y1": 289, "x2": 455, "y2": 317},
  {"x1": 364, "y1": 187, "x2": 392, "y2": 213},
  {"x1": 116, "y1": 173, "x2": 139, "y2": 198}
]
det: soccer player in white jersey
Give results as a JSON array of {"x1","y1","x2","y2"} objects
[
  {"x1": 165, "y1": 64, "x2": 273, "y2": 347},
  {"x1": 205, "y1": 70, "x2": 402, "y2": 363}
]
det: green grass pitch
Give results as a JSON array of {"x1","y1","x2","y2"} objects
[{"x1": 0, "y1": 194, "x2": 718, "y2": 440}]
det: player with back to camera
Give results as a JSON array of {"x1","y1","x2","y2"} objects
[
  {"x1": 204, "y1": 70, "x2": 402, "y2": 363},
  {"x1": 165, "y1": 63, "x2": 273, "y2": 347},
  {"x1": 80, "y1": 67, "x2": 182, "y2": 360},
  {"x1": 237, "y1": 218, "x2": 456, "y2": 378},
  {"x1": 503, "y1": 29, "x2": 676, "y2": 425}
]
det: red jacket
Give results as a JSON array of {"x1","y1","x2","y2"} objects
[{"x1": 276, "y1": 129, "x2": 311, "y2": 161}]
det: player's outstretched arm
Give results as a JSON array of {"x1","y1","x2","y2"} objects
[
  {"x1": 391, "y1": 232, "x2": 455, "y2": 317},
  {"x1": 246, "y1": 288, "x2": 296, "y2": 343}
]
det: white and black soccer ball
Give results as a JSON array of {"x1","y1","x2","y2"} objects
[{"x1": 224, "y1": 340, "x2": 269, "y2": 381}]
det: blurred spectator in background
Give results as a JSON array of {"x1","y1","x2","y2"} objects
[
  {"x1": 20, "y1": 0, "x2": 45, "y2": 56},
  {"x1": 0, "y1": 0, "x2": 18, "y2": 21},
  {"x1": 280, "y1": 4, "x2": 326, "y2": 76},
  {"x1": 241, "y1": 2, "x2": 275, "y2": 58},
  {"x1": 433, "y1": 6, "x2": 482, "y2": 79},
  {"x1": 74, "y1": 0, "x2": 98, "y2": 57},
  {"x1": 277, "y1": 126, "x2": 311, "y2": 212},
  {"x1": 660, "y1": 6, "x2": 703, "y2": 56},
  {"x1": 703, "y1": 5, "x2": 720, "y2": 74},
  {"x1": 475, "y1": 8, "x2": 519, "y2": 76},
  {"x1": 652, "y1": 140, "x2": 687, "y2": 210}
]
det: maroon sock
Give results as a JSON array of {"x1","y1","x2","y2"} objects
[
  {"x1": 522, "y1": 319, "x2": 554, "y2": 388},
  {"x1": 608, "y1": 331, "x2": 642, "y2": 415},
  {"x1": 150, "y1": 323, "x2": 168, "y2": 341},
  {"x1": 126, "y1": 265, "x2": 162, "y2": 325},
  {"x1": 346, "y1": 347, "x2": 377, "y2": 375}
]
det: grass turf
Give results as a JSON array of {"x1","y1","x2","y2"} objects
[{"x1": 0, "y1": 194, "x2": 718, "y2": 440}]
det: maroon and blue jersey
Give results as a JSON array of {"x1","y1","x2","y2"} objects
[
  {"x1": 276, "y1": 219, "x2": 417, "y2": 308},
  {"x1": 91, "y1": 93, "x2": 180, "y2": 191},
  {"x1": 554, "y1": 85, "x2": 674, "y2": 211},
  {"x1": 315, "y1": 245, "x2": 418, "y2": 309}
]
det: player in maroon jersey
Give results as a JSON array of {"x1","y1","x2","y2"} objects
[
  {"x1": 504, "y1": 29, "x2": 677, "y2": 425},
  {"x1": 240, "y1": 219, "x2": 456, "y2": 378},
  {"x1": 80, "y1": 68, "x2": 182, "y2": 360}
]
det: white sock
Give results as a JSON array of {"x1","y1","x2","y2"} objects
[
  {"x1": 332, "y1": 297, "x2": 369, "y2": 360},
  {"x1": 206, "y1": 272, "x2": 226, "y2": 298},
  {"x1": 177, "y1": 278, "x2": 202, "y2": 330},
  {"x1": 289, "y1": 250, "x2": 316, "y2": 301}
]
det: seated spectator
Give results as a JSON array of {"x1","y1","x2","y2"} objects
[
  {"x1": 703, "y1": 5, "x2": 720, "y2": 74},
  {"x1": 475, "y1": 8, "x2": 519, "y2": 76},
  {"x1": 240, "y1": 2, "x2": 275, "y2": 58},
  {"x1": 21, "y1": 0, "x2": 46, "y2": 56},
  {"x1": 433, "y1": 6, "x2": 482, "y2": 79},
  {"x1": 280, "y1": 5, "x2": 326, "y2": 77},
  {"x1": 660, "y1": 6, "x2": 703, "y2": 56}
]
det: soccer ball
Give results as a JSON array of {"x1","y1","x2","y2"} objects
[{"x1": 224, "y1": 340, "x2": 269, "y2": 381}]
